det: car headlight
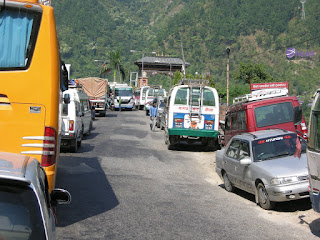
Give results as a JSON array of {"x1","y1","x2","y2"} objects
[{"x1": 270, "y1": 176, "x2": 300, "y2": 185}]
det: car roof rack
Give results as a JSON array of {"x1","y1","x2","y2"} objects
[
  {"x1": 179, "y1": 79, "x2": 209, "y2": 87},
  {"x1": 238, "y1": 132, "x2": 258, "y2": 139},
  {"x1": 233, "y1": 88, "x2": 288, "y2": 104},
  {"x1": 266, "y1": 128, "x2": 288, "y2": 133}
]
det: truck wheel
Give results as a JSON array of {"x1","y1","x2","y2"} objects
[{"x1": 257, "y1": 183, "x2": 275, "y2": 210}]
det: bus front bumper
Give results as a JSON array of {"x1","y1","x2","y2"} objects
[{"x1": 168, "y1": 128, "x2": 219, "y2": 138}]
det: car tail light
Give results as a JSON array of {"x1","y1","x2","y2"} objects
[
  {"x1": 41, "y1": 127, "x2": 57, "y2": 167},
  {"x1": 69, "y1": 120, "x2": 74, "y2": 131}
]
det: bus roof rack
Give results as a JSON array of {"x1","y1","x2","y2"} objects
[
  {"x1": 233, "y1": 88, "x2": 288, "y2": 104},
  {"x1": 179, "y1": 79, "x2": 209, "y2": 86}
]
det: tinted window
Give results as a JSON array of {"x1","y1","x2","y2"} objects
[
  {"x1": 0, "y1": 184, "x2": 46, "y2": 240},
  {"x1": 0, "y1": 7, "x2": 41, "y2": 70},
  {"x1": 115, "y1": 89, "x2": 133, "y2": 97},
  {"x1": 203, "y1": 89, "x2": 215, "y2": 106},
  {"x1": 231, "y1": 113, "x2": 237, "y2": 130},
  {"x1": 62, "y1": 103, "x2": 68, "y2": 116},
  {"x1": 238, "y1": 111, "x2": 246, "y2": 130},
  {"x1": 174, "y1": 88, "x2": 188, "y2": 105},
  {"x1": 252, "y1": 133, "x2": 305, "y2": 161},
  {"x1": 225, "y1": 115, "x2": 231, "y2": 131},
  {"x1": 255, "y1": 102, "x2": 293, "y2": 128}
]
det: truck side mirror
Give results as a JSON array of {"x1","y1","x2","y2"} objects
[
  {"x1": 63, "y1": 94, "x2": 70, "y2": 104},
  {"x1": 293, "y1": 106, "x2": 302, "y2": 126}
]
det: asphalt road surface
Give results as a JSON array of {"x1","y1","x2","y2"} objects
[{"x1": 56, "y1": 109, "x2": 320, "y2": 240}]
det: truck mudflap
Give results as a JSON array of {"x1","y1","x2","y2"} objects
[{"x1": 168, "y1": 128, "x2": 219, "y2": 138}]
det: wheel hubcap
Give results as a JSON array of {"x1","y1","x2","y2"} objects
[{"x1": 259, "y1": 187, "x2": 267, "y2": 204}]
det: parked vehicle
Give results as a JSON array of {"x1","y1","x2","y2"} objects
[
  {"x1": 164, "y1": 79, "x2": 220, "y2": 150},
  {"x1": 156, "y1": 97, "x2": 166, "y2": 129},
  {"x1": 145, "y1": 87, "x2": 167, "y2": 116},
  {"x1": 112, "y1": 84, "x2": 134, "y2": 110},
  {"x1": 216, "y1": 129, "x2": 309, "y2": 210},
  {"x1": 0, "y1": 0, "x2": 70, "y2": 192},
  {"x1": 0, "y1": 151, "x2": 71, "y2": 240},
  {"x1": 134, "y1": 86, "x2": 150, "y2": 110},
  {"x1": 307, "y1": 89, "x2": 320, "y2": 212},
  {"x1": 61, "y1": 88, "x2": 93, "y2": 152},
  {"x1": 78, "y1": 77, "x2": 109, "y2": 117},
  {"x1": 222, "y1": 85, "x2": 308, "y2": 146}
]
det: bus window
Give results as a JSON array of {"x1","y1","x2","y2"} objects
[
  {"x1": 174, "y1": 88, "x2": 188, "y2": 105},
  {"x1": 0, "y1": 8, "x2": 40, "y2": 69},
  {"x1": 203, "y1": 89, "x2": 215, "y2": 106}
]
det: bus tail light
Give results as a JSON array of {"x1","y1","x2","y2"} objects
[
  {"x1": 300, "y1": 119, "x2": 308, "y2": 139},
  {"x1": 69, "y1": 120, "x2": 74, "y2": 131},
  {"x1": 41, "y1": 127, "x2": 57, "y2": 167},
  {"x1": 205, "y1": 120, "x2": 214, "y2": 130},
  {"x1": 174, "y1": 118, "x2": 183, "y2": 128}
]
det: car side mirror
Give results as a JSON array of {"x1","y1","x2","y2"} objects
[
  {"x1": 240, "y1": 157, "x2": 251, "y2": 165},
  {"x1": 293, "y1": 106, "x2": 302, "y2": 126},
  {"x1": 51, "y1": 188, "x2": 71, "y2": 206},
  {"x1": 63, "y1": 94, "x2": 70, "y2": 104}
]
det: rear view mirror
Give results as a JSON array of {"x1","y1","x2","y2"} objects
[
  {"x1": 240, "y1": 157, "x2": 251, "y2": 165},
  {"x1": 63, "y1": 94, "x2": 70, "y2": 104},
  {"x1": 293, "y1": 106, "x2": 302, "y2": 126},
  {"x1": 51, "y1": 188, "x2": 71, "y2": 206}
]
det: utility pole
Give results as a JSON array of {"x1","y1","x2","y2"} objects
[
  {"x1": 180, "y1": 39, "x2": 186, "y2": 78},
  {"x1": 300, "y1": 0, "x2": 306, "y2": 20},
  {"x1": 226, "y1": 47, "x2": 231, "y2": 106}
]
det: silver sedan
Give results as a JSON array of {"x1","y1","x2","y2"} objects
[{"x1": 215, "y1": 129, "x2": 309, "y2": 210}]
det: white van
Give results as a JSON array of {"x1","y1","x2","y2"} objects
[
  {"x1": 164, "y1": 79, "x2": 220, "y2": 150},
  {"x1": 145, "y1": 87, "x2": 167, "y2": 115},
  {"x1": 113, "y1": 84, "x2": 134, "y2": 110},
  {"x1": 134, "y1": 86, "x2": 150, "y2": 110},
  {"x1": 61, "y1": 88, "x2": 93, "y2": 152}
]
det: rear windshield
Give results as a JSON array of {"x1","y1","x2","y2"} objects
[
  {"x1": 254, "y1": 102, "x2": 293, "y2": 128},
  {"x1": 174, "y1": 88, "x2": 188, "y2": 105},
  {"x1": 252, "y1": 133, "x2": 306, "y2": 161},
  {"x1": 0, "y1": 6, "x2": 41, "y2": 70},
  {"x1": 0, "y1": 184, "x2": 46, "y2": 240}
]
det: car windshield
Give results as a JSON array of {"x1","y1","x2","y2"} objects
[
  {"x1": 0, "y1": 184, "x2": 46, "y2": 240},
  {"x1": 252, "y1": 133, "x2": 306, "y2": 161}
]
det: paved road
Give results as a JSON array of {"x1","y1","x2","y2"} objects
[{"x1": 56, "y1": 110, "x2": 319, "y2": 239}]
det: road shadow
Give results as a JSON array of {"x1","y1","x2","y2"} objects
[
  {"x1": 55, "y1": 155, "x2": 119, "y2": 227},
  {"x1": 218, "y1": 184, "x2": 311, "y2": 212},
  {"x1": 168, "y1": 142, "x2": 219, "y2": 153},
  {"x1": 107, "y1": 113, "x2": 118, "y2": 118},
  {"x1": 84, "y1": 132, "x2": 99, "y2": 141},
  {"x1": 299, "y1": 215, "x2": 320, "y2": 237}
]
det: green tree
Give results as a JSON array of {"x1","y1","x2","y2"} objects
[
  {"x1": 233, "y1": 62, "x2": 274, "y2": 85},
  {"x1": 103, "y1": 50, "x2": 126, "y2": 83}
]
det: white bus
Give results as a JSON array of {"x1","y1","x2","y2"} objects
[
  {"x1": 307, "y1": 89, "x2": 320, "y2": 212},
  {"x1": 164, "y1": 79, "x2": 220, "y2": 150},
  {"x1": 113, "y1": 84, "x2": 134, "y2": 110}
]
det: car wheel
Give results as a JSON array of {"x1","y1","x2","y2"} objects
[
  {"x1": 223, "y1": 172, "x2": 235, "y2": 192},
  {"x1": 257, "y1": 183, "x2": 275, "y2": 210},
  {"x1": 77, "y1": 129, "x2": 83, "y2": 147}
]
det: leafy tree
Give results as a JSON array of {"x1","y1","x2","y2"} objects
[{"x1": 233, "y1": 62, "x2": 274, "y2": 85}]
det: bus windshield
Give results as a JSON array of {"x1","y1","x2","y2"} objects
[
  {"x1": 115, "y1": 89, "x2": 133, "y2": 97},
  {"x1": 0, "y1": 7, "x2": 41, "y2": 69}
]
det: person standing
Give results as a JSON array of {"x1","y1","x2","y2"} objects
[
  {"x1": 119, "y1": 97, "x2": 122, "y2": 112},
  {"x1": 149, "y1": 101, "x2": 158, "y2": 131}
]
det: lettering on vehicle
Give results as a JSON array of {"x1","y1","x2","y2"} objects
[
  {"x1": 258, "y1": 136, "x2": 283, "y2": 144},
  {"x1": 205, "y1": 107, "x2": 213, "y2": 112},
  {"x1": 178, "y1": 107, "x2": 189, "y2": 110}
]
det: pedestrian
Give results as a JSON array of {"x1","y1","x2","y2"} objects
[
  {"x1": 149, "y1": 101, "x2": 158, "y2": 131},
  {"x1": 119, "y1": 97, "x2": 122, "y2": 112}
]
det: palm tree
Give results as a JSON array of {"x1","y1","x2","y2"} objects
[{"x1": 101, "y1": 50, "x2": 126, "y2": 83}]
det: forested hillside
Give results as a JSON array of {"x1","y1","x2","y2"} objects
[{"x1": 52, "y1": 0, "x2": 320, "y2": 106}]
